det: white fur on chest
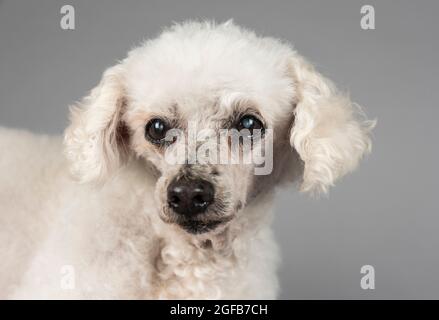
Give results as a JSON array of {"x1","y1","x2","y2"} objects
[{"x1": 150, "y1": 214, "x2": 279, "y2": 299}]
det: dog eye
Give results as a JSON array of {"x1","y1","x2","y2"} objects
[
  {"x1": 145, "y1": 118, "x2": 169, "y2": 144},
  {"x1": 236, "y1": 115, "x2": 264, "y2": 136}
]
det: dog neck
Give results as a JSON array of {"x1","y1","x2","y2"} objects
[{"x1": 148, "y1": 191, "x2": 276, "y2": 299}]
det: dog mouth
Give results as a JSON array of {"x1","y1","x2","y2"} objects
[
  {"x1": 159, "y1": 210, "x2": 234, "y2": 235},
  {"x1": 178, "y1": 219, "x2": 225, "y2": 234},
  {"x1": 158, "y1": 201, "x2": 234, "y2": 234}
]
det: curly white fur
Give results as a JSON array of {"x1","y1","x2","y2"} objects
[{"x1": 0, "y1": 21, "x2": 374, "y2": 299}]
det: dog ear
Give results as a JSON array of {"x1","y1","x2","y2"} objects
[
  {"x1": 64, "y1": 65, "x2": 129, "y2": 183},
  {"x1": 289, "y1": 55, "x2": 375, "y2": 195}
]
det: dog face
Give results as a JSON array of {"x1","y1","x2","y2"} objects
[{"x1": 64, "y1": 21, "x2": 374, "y2": 235}]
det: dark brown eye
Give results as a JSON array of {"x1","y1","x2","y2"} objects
[
  {"x1": 236, "y1": 115, "x2": 264, "y2": 137},
  {"x1": 145, "y1": 118, "x2": 169, "y2": 144}
]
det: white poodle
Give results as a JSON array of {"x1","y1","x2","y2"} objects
[{"x1": 0, "y1": 21, "x2": 374, "y2": 299}]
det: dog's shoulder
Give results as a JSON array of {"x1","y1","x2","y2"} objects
[
  {"x1": 0, "y1": 126, "x2": 62, "y2": 154},
  {"x1": 0, "y1": 126, "x2": 65, "y2": 188}
]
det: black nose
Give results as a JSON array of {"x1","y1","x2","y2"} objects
[{"x1": 167, "y1": 177, "x2": 215, "y2": 216}]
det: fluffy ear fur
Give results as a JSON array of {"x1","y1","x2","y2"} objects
[
  {"x1": 289, "y1": 55, "x2": 375, "y2": 195},
  {"x1": 64, "y1": 65, "x2": 129, "y2": 183}
]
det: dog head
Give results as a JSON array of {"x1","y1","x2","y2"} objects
[{"x1": 64, "y1": 21, "x2": 374, "y2": 235}]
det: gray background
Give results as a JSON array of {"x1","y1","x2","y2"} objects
[{"x1": 1, "y1": 0, "x2": 438, "y2": 299}]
